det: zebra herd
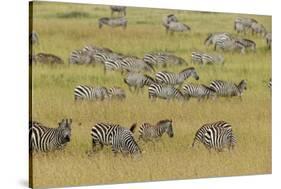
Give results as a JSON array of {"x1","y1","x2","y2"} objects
[{"x1": 30, "y1": 118, "x2": 236, "y2": 156}]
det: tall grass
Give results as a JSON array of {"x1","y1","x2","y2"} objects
[{"x1": 30, "y1": 2, "x2": 271, "y2": 188}]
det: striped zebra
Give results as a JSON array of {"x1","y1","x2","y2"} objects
[
  {"x1": 74, "y1": 85, "x2": 109, "y2": 101},
  {"x1": 29, "y1": 119, "x2": 72, "y2": 152},
  {"x1": 182, "y1": 83, "x2": 216, "y2": 101},
  {"x1": 107, "y1": 87, "x2": 126, "y2": 100},
  {"x1": 34, "y1": 53, "x2": 64, "y2": 64},
  {"x1": 30, "y1": 31, "x2": 39, "y2": 45},
  {"x1": 234, "y1": 17, "x2": 257, "y2": 34},
  {"x1": 144, "y1": 52, "x2": 186, "y2": 67},
  {"x1": 191, "y1": 51, "x2": 224, "y2": 65},
  {"x1": 139, "y1": 119, "x2": 173, "y2": 141},
  {"x1": 123, "y1": 72, "x2": 155, "y2": 93},
  {"x1": 94, "y1": 51, "x2": 124, "y2": 65},
  {"x1": 192, "y1": 120, "x2": 236, "y2": 152},
  {"x1": 155, "y1": 67, "x2": 199, "y2": 86},
  {"x1": 69, "y1": 49, "x2": 92, "y2": 64},
  {"x1": 166, "y1": 21, "x2": 191, "y2": 34},
  {"x1": 120, "y1": 56, "x2": 155, "y2": 73},
  {"x1": 236, "y1": 38, "x2": 256, "y2": 52},
  {"x1": 209, "y1": 80, "x2": 247, "y2": 99},
  {"x1": 268, "y1": 78, "x2": 272, "y2": 89},
  {"x1": 110, "y1": 5, "x2": 126, "y2": 17},
  {"x1": 103, "y1": 58, "x2": 124, "y2": 73},
  {"x1": 148, "y1": 83, "x2": 184, "y2": 100},
  {"x1": 162, "y1": 14, "x2": 178, "y2": 32},
  {"x1": 251, "y1": 22, "x2": 267, "y2": 36},
  {"x1": 98, "y1": 17, "x2": 127, "y2": 29},
  {"x1": 265, "y1": 32, "x2": 272, "y2": 49},
  {"x1": 204, "y1": 32, "x2": 232, "y2": 47},
  {"x1": 214, "y1": 39, "x2": 246, "y2": 54},
  {"x1": 91, "y1": 123, "x2": 141, "y2": 156}
]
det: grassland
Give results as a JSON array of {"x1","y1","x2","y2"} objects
[{"x1": 30, "y1": 2, "x2": 272, "y2": 188}]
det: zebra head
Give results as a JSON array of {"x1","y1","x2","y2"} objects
[
  {"x1": 58, "y1": 119, "x2": 72, "y2": 144},
  {"x1": 238, "y1": 80, "x2": 247, "y2": 94},
  {"x1": 180, "y1": 67, "x2": 199, "y2": 80}
]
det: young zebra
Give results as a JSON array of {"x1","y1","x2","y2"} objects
[
  {"x1": 91, "y1": 123, "x2": 141, "y2": 156},
  {"x1": 103, "y1": 58, "x2": 124, "y2": 73},
  {"x1": 214, "y1": 39, "x2": 246, "y2": 54},
  {"x1": 74, "y1": 85, "x2": 109, "y2": 101},
  {"x1": 268, "y1": 78, "x2": 272, "y2": 89},
  {"x1": 123, "y1": 72, "x2": 155, "y2": 93},
  {"x1": 204, "y1": 32, "x2": 232, "y2": 47},
  {"x1": 98, "y1": 17, "x2": 127, "y2": 29},
  {"x1": 192, "y1": 120, "x2": 236, "y2": 152},
  {"x1": 107, "y1": 87, "x2": 126, "y2": 100},
  {"x1": 182, "y1": 83, "x2": 216, "y2": 101},
  {"x1": 148, "y1": 83, "x2": 185, "y2": 100},
  {"x1": 155, "y1": 67, "x2": 199, "y2": 86},
  {"x1": 209, "y1": 80, "x2": 247, "y2": 99},
  {"x1": 34, "y1": 53, "x2": 64, "y2": 64},
  {"x1": 110, "y1": 5, "x2": 126, "y2": 17},
  {"x1": 191, "y1": 51, "x2": 224, "y2": 65},
  {"x1": 139, "y1": 119, "x2": 173, "y2": 142},
  {"x1": 29, "y1": 119, "x2": 72, "y2": 152}
]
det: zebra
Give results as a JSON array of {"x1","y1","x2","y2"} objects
[
  {"x1": 74, "y1": 85, "x2": 109, "y2": 101},
  {"x1": 34, "y1": 53, "x2": 64, "y2": 64},
  {"x1": 182, "y1": 83, "x2": 216, "y2": 101},
  {"x1": 120, "y1": 56, "x2": 155, "y2": 73},
  {"x1": 236, "y1": 38, "x2": 256, "y2": 52},
  {"x1": 191, "y1": 51, "x2": 224, "y2": 65},
  {"x1": 155, "y1": 67, "x2": 199, "y2": 87},
  {"x1": 91, "y1": 123, "x2": 141, "y2": 156},
  {"x1": 166, "y1": 21, "x2": 191, "y2": 34},
  {"x1": 68, "y1": 49, "x2": 92, "y2": 64},
  {"x1": 103, "y1": 58, "x2": 124, "y2": 73},
  {"x1": 30, "y1": 31, "x2": 39, "y2": 45},
  {"x1": 162, "y1": 14, "x2": 178, "y2": 32},
  {"x1": 204, "y1": 32, "x2": 232, "y2": 47},
  {"x1": 268, "y1": 78, "x2": 272, "y2": 89},
  {"x1": 107, "y1": 87, "x2": 126, "y2": 100},
  {"x1": 148, "y1": 83, "x2": 185, "y2": 100},
  {"x1": 251, "y1": 22, "x2": 267, "y2": 36},
  {"x1": 110, "y1": 5, "x2": 126, "y2": 17},
  {"x1": 94, "y1": 51, "x2": 124, "y2": 65},
  {"x1": 144, "y1": 52, "x2": 187, "y2": 67},
  {"x1": 214, "y1": 39, "x2": 246, "y2": 54},
  {"x1": 98, "y1": 17, "x2": 127, "y2": 29},
  {"x1": 265, "y1": 32, "x2": 272, "y2": 49},
  {"x1": 29, "y1": 119, "x2": 72, "y2": 152},
  {"x1": 234, "y1": 21, "x2": 248, "y2": 34},
  {"x1": 123, "y1": 72, "x2": 156, "y2": 93},
  {"x1": 192, "y1": 120, "x2": 236, "y2": 152},
  {"x1": 209, "y1": 80, "x2": 247, "y2": 99},
  {"x1": 234, "y1": 17, "x2": 257, "y2": 34},
  {"x1": 139, "y1": 119, "x2": 173, "y2": 142}
]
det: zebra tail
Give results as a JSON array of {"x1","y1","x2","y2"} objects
[{"x1": 130, "y1": 123, "x2": 137, "y2": 133}]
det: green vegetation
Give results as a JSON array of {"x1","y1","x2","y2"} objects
[{"x1": 30, "y1": 2, "x2": 271, "y2": 188}]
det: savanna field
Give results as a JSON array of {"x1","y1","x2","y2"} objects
[{"x1": 30, "y1": 2, "x2": 272, "y2": 188}]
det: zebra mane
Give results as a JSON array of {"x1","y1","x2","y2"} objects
[
  {"x1": 180, "y1": 67, "x2": 195, "y2": 74},
  {"x1": 156, "y1": 119, "x2": 172, "y2": 126}
]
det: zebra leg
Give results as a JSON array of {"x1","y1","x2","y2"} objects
[{"x1": 92, "y1": 139, "x2": 97, "y2": 152}]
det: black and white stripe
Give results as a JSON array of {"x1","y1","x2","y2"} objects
[
  {"x1": 74, "y1": 85, "x2": 109, "y2": 101},
  {"x1": 107, "y1": 87, "x2": 126, "y2": 100},
  {"x1": 182, "y1": 83, "x2": 216, "y2": 101},
  {"x1": 204, "y1": 32, "x2": 232, "y2": 47},
  {"x1": 91, "y1": 123, "x2": 141, "y2": 156},
  {"x1": 191, "y1": 51, "x2": 224, "y2": 65},
  {"x1": 209, "y1": 80, "x2": 247, "y2": 98},
  {"x1": 192, "y1": 120, "x2": 236, "y2": 152},
  {"x1": 123, "y1": 72, "x2": 155, "y2": 93},
  {"x1": 148, "y1": 83, "x2": 184, "y2": 100},
  {"x1": 69, "y1": 49, "x2": 92, "y2": 64},
  {"x1": 139, "y1": 119, "x2": 173, "y2": 141},
  {"x1": 214, "y1": 39, "x2": 246, "y2": 54},
  {"x1": 155, "y1": 67, "x2": 199, "y2": 86},
  {"x1": 29, "y1": 119, "x2": 72, "y2": 152}
]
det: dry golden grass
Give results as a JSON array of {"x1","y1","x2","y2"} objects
[{"x1": 30, "y1": 2, "x2": 271, "y2": 188}]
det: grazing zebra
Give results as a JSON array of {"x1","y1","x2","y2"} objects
[
  {"x1": 30, "y1": 31, "x2": 39, "y2": 45},
  {"x1": 166, "y1": 21, "x2": 191, "y2": 34},
  {"x1": 234, "y1": 17, "x2": 257, "y2": 34},
  {"x1": 236, "y1": 38, "x2": 256, "y2": 52},
  {"x1": 191, "y1": 51, "x2": 224, "y2": 65},
  {"x1": 121, "y1": 56, "x2": 155, "y2": 73},
  {"x1": 209, "y1": 80, "x2": 247, "y2": 99},
  {"x1": 94, "y1": 51, "x2": 124, "y2": 65},
  {"x1": 251, "y1": 22, "x2": 267, "y2": 36},
  {"x1": 162, "y1": 14, "x2": 178, "y2": 32},
  {"x1": 192, "y1": 120, "x2": 236, "y2": 152},
  {"x1": 107, "y1": 87, "x2": 126, "y2": 100},
  {"x1": 155, "y1": 67, "x2": 199, "y2": 86},
  {"x1": 91, "y1": 123, "x2": 141, "y2": 156},
  {"x1": 34, "y1": 53, "x2": 64, "y2": 64},
  {"x1": 182, "y1": 83, "x2": 216, "y2": 101},
  {"x1": 214, "y1": 39, "x2": 246, "y2": 54},
  {"x1": 69, "y1": 49, "x2": 92, "y2": 64},
  {"x1": 123, "y1": 72, "x2": 155, "y2": 93},
  {"x1": 74, "y1": 85, "x2": 109, "y2": 101},
  {"x1": 139, "y1": 119, "x2": 173, "y2": 141},
  {"x1": 148, "y1": 83, "x2": 184, "y2": 100},
  {"x1": 29, "y1": 119, "x2": 72, "y2": 152},
  {"x1": 110, "y1": 5, "x2": 126, "y2": 17},
  {"x1": 265, "y1": 32, "x2": 272, "y2": 49},
  {"x1": 204, "y1": 32, "x2": 232, "y2": 47},
  {"x1": 98, "y1": 17, "x2": 127, "y2": 29},
  {"x1": 144, "y1": 52, "x2": 187, "y2": 67}
]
